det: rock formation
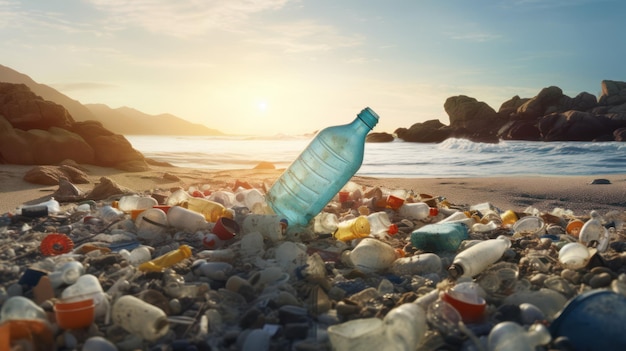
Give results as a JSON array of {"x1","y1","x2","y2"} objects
[
  {"x1": 0, "y1": 83, "x2": 149, "y2": 171},
  {"x1": 394, "y1": 80, "x2": 626, "y2": 143}
]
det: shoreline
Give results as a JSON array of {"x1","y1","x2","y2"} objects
[{"x1": 1, "y1": 164, "x2": 625, "y2": 216}]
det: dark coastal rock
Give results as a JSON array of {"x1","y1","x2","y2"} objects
[
  {"x1": 0, "y1": 83, "x2": 74, "y2": 130},
  {"x1": 538, "y1": 111, "x2": 613, "y2": 141},
  {"x1": 614, "y1": 127, "x2": 626, "y2": 141},
  {"x1": 515, "y1": 86, "x2": 564, "y2": 120},
  {"x1": 395, "y1": 120, "x2": 451, "y2": 143},
  {"x1": 0, "y1": 83, "x2": 148, "y2": 171},
  {"x1": 397, "y1": 80, "x2": 626, "y2": 144},
  {"x1": 366, "y1": 132, "x2": 394, "y2": 143},
  {"x1": 444, "y1": 95, "x2": 499, "y2": 129},
  {"x1": 498, "y1": 120, "x2": 542, "y2": 141},
  {"x1": 599, "y1": 80, "x2": 626, "y2": 106}
]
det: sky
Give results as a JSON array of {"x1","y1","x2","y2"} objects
[{"x1": 1, "y1": 0, "x2": 624, "y2": 136}]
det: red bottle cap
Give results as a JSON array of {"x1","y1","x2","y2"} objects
[
  {"x1": 388, "y1": 224, "x2": 399, "y2": 235},
  {"x1": 40, "y1": 234, "x2": 74, "y2": 256},
  {"x1": 429, "y1": 207, "x2": 439, "y2": 216}
]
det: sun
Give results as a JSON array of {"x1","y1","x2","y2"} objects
[{"x1": 257, "y1": 100, "x2": 268, "y2": 112}]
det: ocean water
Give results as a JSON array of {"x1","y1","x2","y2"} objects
[{"x1": 125, "y1": 135, "x2": 626, "y2": 178}]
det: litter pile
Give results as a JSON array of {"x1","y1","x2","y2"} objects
[{"x1": 1, "y1": 178, "x2": 626, "y2": 351}]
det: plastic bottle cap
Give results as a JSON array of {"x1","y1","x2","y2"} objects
[
  {"x1": 447, "y1": 264, "x2": 464, "y2": 279},
  {"x1": 40, "y1": 234, "x2": 74, "y2": 256},
  {"x1": 429, "y1": 207, "x2": 439, "y2": 216},
  {"x1": 388, "y1": 224, "x2": 399, "y2": 235}
]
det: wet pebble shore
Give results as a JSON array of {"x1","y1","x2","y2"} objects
[{"x1": 1, "y1": 178, "x2": 626, "y2": 351}]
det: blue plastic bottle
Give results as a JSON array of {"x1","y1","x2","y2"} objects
[{"x1": 266, "y1": 107, "x2": 379, "y2": 226}]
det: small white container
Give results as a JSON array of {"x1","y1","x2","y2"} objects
[
  {"x1": 111, "y1": 295, "x2": 169, "y2": 341},
  {"x1": 345, "y1": 238, "x2": 399, "y2": 274},
  {"x1": 167, "y1": 205, "x2": 209, "y2": 232}
]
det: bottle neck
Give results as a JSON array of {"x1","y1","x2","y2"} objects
[{"x1": 356, "y1": 107, "x2": 379, "y2": 129}]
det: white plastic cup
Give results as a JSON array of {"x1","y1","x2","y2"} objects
[
  {"x1": 558, "y1": 242, "x2": 591, "y2": 270},
  {"x1": 111, "y1": 295, "x2": 169, "y2": 341},
  {"x1": 61, "y1": 274, "x2": 107, "y2": 318}
]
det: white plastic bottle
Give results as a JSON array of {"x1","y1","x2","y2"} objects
[
  {"x1": 116, "y1": 194, "x2": 158, "y2": 212},
  {"x1": 398, "y1": 202, "x2": 431, "y2": 220},
  {"x1": 448, "y1": 236, "x2": 511, "y2": 279}
]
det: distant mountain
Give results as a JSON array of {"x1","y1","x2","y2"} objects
[
  {"x1": 85, "y1": 104, "x2": 224, "y2": 136},
  {"x1": 0, "y1": 64, "x2": 224, "y2": 136}
]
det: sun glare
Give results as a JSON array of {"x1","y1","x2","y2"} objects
[{"x1": 257, "y1": 100, "x2": 268, "y2": 112}]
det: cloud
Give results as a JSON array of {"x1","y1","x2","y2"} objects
[
  {"x1": 248, "y1": 20, "x2": 363, "y2": 54},
  {"x1": 85, "y1": 0, "x2": 290, "y2": 38}
]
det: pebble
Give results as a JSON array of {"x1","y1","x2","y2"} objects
[{"x1": 1, "y1": 180, "x2": 626, "y2": 351}]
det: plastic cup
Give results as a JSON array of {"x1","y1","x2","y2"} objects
[
  {"x1": 212, "y1": 217, "x2": 240, "y2": 240},
  {"x1": 54, "y1": 298, "x2": 95, "y2": 330},
  {"x1": 442, "y1": 291, "x2": 486, "y2": 323},
  {"x1": 512, "y1": 216, "x2": 545, "y2": 237}
]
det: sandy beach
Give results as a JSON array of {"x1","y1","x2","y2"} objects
[{"x1": 1, "y1": 163, "x2": 625, "y2": 216}]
